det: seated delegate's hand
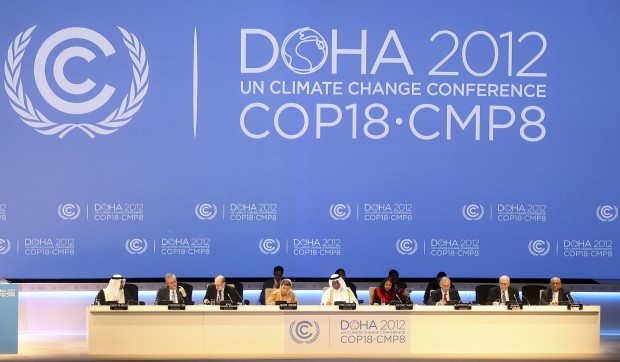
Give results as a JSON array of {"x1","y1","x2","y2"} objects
[
  {"x1": 203, "y1": 299, "x2": 210, "y2": 305},
  {"x1": 178, "y1": 286, "x2": 186, "y2": 297}
]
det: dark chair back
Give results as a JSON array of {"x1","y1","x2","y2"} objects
[
  {"x1": 521, "y1": 284, "x2": 547, "y2": 305},
  {"x1": 230, "y1": 281, "x2": 244, "y2": 299},
  {"x1": 124, "y1": 283, "x2": 139, "y2": 303},
  {"x1": 178, "y1": 282, "x2": 194, "y2": 304},
  {"x1": 475, "y1": 284, "x2": 494, "y2": 305}
]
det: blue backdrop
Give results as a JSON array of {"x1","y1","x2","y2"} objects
[{"x1": 0, "y1": 0, "x2": 618, "y2": 279}]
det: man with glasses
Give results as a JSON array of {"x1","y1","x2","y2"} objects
[
  {"x1": 486, "y1": 275, "x2": 521, "y2": 305},
  {"x1": 155, "y1": 273, "x2": 190, "y2": 305},
  {"x1": 540, "y1": 277, "x2": 572, "y2": 305}
]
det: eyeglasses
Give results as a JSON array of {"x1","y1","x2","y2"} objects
[{"x1": 551, "y1": 282, "x2": 561, "y2": 285}]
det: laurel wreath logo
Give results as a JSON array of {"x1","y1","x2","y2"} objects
[
  {"x1": 289, "y1": 320, "x2": 320, "y2": 344},
  {"x1": 4, "y1": 26, "x2": 149, "y2": 138},
  {"x1": 396, "y1": 238, "x2": 417, "y2": 255},
  {"x1": 259, "y1": 238, "x2": 281, "y2": 255}
]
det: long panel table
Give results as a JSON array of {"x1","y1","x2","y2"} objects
[{"x1": 87, "y1": 305, "x2": 600, "y2": 357}]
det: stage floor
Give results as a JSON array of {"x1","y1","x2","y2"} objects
[{"x1": 1, "y1": 334, "x2": 619, "y2": 361}]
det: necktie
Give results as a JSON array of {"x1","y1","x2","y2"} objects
[
  {"x1": 501, "y1": 291, "x2": 506, "y2": 303},
  {"x1": 218, "y1": 290, "x2": 223, "y2": 303},
  {"x1": 170, "y1": 289, "x2": 177, "y2": 303},
  {"x1": 443, "y1": 292, "x2": 447, "y2": 302}
]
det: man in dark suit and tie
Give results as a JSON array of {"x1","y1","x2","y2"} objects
[
  {"x1": 540, "y1": 277, "x2": 572, "y2": 305},
  {"x1": 259, "y1": 266, "x2": 284, "y2": 305},
  {"x1": 203, "y1": 275, "x2": 242, "y2": 304},
  {"x1": 155, "y1": 273, "x2": 191, "y2": 305},
  {"x1": 486, "y1": 275, "x2": 521, "y2": 305},
  {"x1": 426, "y1": 276, "x2": 461, "y2": 305}
]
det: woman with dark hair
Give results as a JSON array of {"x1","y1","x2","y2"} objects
[{"x1": 372, "y1": 278, "x2": 407, "y2": 305}]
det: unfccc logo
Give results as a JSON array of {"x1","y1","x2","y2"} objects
[
  {"x1": 329, "y1": 203, "x2": 351, "y2": 220},
  {"x1": 259, "y1": 238, "x2": 280, "y2": 254},
  {"x1": 528, "y1": 239, "x2": 551, "y2": 256},
  {"x1": 462, "y1": 204, "x2": 484, "y2": 221},
  {"x1": 125, "y1": 238, "x2": 148, "y2": 255},
  {"x1": 396, "y1": 238, "x2": 418, "y2": 255},
  {"x1": 0, "y1": 239, "x2": 11, "y2": 255},
  {"x1": 58, "y1": 203, "x2": 80, "y2": 220},
  {"x1": 4, "y1": 26, "x2": 149, "y2": 138},
  {"x1": 195, "y1": 203, "x2": 217, "y2": 220},
  {"x1": 289, "y1": 320, "x2": 320, "y2": 344},
  {"x1": 597, "y1": 205, "x2": 618, "y2": 222}
]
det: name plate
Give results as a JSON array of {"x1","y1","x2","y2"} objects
[
  {"x1": 167, "y1": 303, "x2": 185, "y2": 310},
  {"x1": 279, "y1": 303, "x2": 298, "y2": 310},
  {"x1": 567, "y1": 303, "x2": 583, "y2": 310},
  {"x1": 395, "y1": 303, "x2": 414, "y2": 310},
  {"x1": 454, "y1": 303, "x2": 472, "y2": 310},
  {"x1": 338, "y1": 303, "x2": 357, "y2": 310},
  {"x1": 506, "y1": 303, "x2": 523, "y2": 310},
  {"x1": 109, "y1": 303, "x2": 128, "y2": 310},
  {"x1": 220, "y1": 303, "x2": 238, "y2": 310}
]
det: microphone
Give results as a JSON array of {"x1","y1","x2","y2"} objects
[
  {"x1": 176, "y1": 287, "x2": 185, "y2": 304},
  {"x1": 227, "y1": 293, "x2": 240, "y2": 305},
  {"x1": 521, "y1": 294, "x2": 531, "y2": 305},
  {"x1": 513, "y1": 293, "x2": 520, "y2": 304},
  {"x1": 231, "y1": 288, "x2": 245, "y2": 305},
  {"x1": 394, "y1": 290, "x2": 403, "y2": 303},
  {"x1": 566, "y1": 290, "x2": 574, "y2": 303}
]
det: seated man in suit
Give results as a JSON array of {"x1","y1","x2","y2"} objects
[
  {"x1": 426, "y1": 276, "x2": 461, "y2": 305},
  {"x1": 259, "y1": 265, "x2": 284, "y2": 305},
  {"x1": 155, "y1": 273, "x2": 190, "y2": 305},
  {"x1": 203, "y1": 275, "x2": 242, "y2": 304},
  {"x1": 486, "y1": 275, "x2": 521, "y2": 305},
  {"x1": 540, "y1": 277, "x2": 572, "y2": 305},
  {"x1": 96, "y1": 274, "x2": 129, "y2": 304}
]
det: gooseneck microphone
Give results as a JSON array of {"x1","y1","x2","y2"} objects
[{"x1": 521, "y1": 294, "x2": 531, "y2": 305}]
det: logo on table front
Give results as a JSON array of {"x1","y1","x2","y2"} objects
[
  {"x1": 528, "y1": 239, "x2": 550, "y2": 256},
  {"x1": 462, "y1": 204, "x2": 484, "y2": 221},
  {"x1": 289, "y1": 320, "x2": 320, "y2": 344},
  {"x1": 259, "y1": 238, "x2": 280, "y2": 254},
  {"x1": 329, "y1": 203, "x2": 351, "y2": 220},
  {"x1": 596, "y1": 205, "x2": 618, "y2": 222},
  {"x1": 58, "y1": 203, "x2": 81, "y2": 220},
  {"x1": 396, "y1": 238, "x2": 418, "y2": 255},
  {"x1": 125, "y1": 238, "x2": 148, "y2": 254},
  {"x1": 4, "y1": 26, "x2": 149, "y2": 138},
  {"x1": 0, "y1": 238, "x2": 11, "y2": 255},
  {"x1": 195, "y1": 203, "x2": 217, "y2": 220}
]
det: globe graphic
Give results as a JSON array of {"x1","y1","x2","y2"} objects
[{"x1": 281, "y1": 27, "x2": 328, "y2": 74}]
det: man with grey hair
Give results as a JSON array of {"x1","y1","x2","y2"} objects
[
  {"x1": 540, "y1": 277, "x2": 572, "y2": 305},
  {"x1": 486, "y1": 275, "x2": 521, "y2": 305},
  {"x1": 426, "y1": 276, "x2": 461, "y2": 305},
  {"x1": 155, "y1": 273, "x2": 190, "y2": 304}
]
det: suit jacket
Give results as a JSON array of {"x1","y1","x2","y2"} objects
[
  {"x1": 203, "y1": 284, "x2": 242, "y2": 304},
  {"x1": 155, "y1": 287, "x2": 191, "y2": 305},
  {"x1": 426, "y1": 289, "x2": 461, "y2": 305},
  {"x1": 540, "y1": 288, "x2": 572, "y2": 305},
  {"x1": 259, "y1": 279, "x2": 279, "y2": 305},
  {"x1": 486, "y1": 286, "x2": 521, "y2": 305}
]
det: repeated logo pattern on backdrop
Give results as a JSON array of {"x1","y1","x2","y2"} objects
[{"x1": 0, "y1": 0, "x2": 617, "y2": 279}]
